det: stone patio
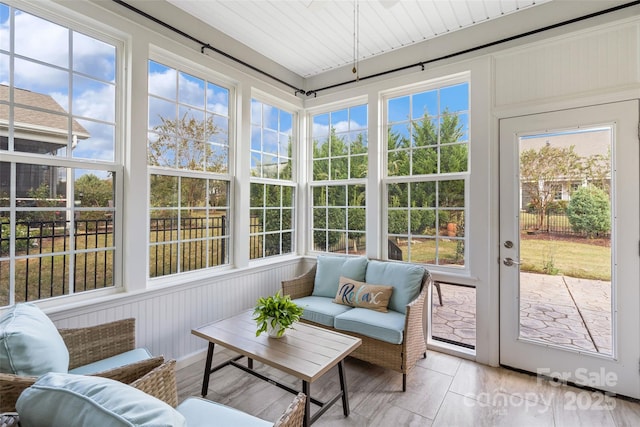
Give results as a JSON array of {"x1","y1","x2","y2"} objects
[{"x1": 431, "y1": 272, "x2": 612, "y2": 354}]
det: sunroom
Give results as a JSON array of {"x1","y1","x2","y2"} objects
[{"x1": 2, "y1": 0, "x2": 640, "y2": 424}]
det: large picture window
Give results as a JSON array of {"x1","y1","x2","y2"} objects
[
  {"x1": 0, "y1": 3, "x2": 119, "y2": 306},
  {"x1": 249, "y1": 100, "x2": 295, "y2": 259},
  {"x1": 385, "y1": 81, "x2": 468, "y2": 267},
  {"x1": 310, "y1": 104, "x2": 367, "y2": 254},
  {"x1": 147, "y1": 60, "x2": 231, "y2": 277}
]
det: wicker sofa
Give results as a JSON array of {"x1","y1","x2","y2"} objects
[
  {"x1": 0, "y1": 313, "x2": 156, "y2": 412},
  {"x1": 282, "y1": 256, "x2": 431, "y2": 391}
]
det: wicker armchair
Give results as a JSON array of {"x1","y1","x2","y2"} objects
[
  {"x1": 282, "y1": 260, "x2": 431, "y2": 392},
  {"x1": 133, "y1": 359, "x2": 306, "y2": 427},
  {"x1": 0, "y1": 318, "x2": 157, "y2": 412}
]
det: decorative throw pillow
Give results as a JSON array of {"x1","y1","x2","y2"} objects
[
  {"x1": 16, "y1": 372, "x2": 187, "y2": 427},
  {"x1": 365, "y1": 260, "x2": 425, "y2": 314},
  {"x1": 312, "y1": 255, "x2": 368, "y2": 298},
  {"x1": 0, "y1": 303, "x2": 69, "y2": 375},
  {"x1": 333, "y1": 276, "x2": 393, "y2": 312}
]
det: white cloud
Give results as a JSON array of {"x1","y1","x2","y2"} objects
[
  {"x1": 149, "y1": 68, "x2": 177, "y2": 100},
  {"x1": 13, "y1": 11, "x2": 69, "y2": 69}
]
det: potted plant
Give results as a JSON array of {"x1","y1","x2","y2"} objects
[{"x1": 253, "y1": 291, "x2": 304, "y2": 338}]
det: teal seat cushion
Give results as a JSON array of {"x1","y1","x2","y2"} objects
[
  {"x1": 293, "y1": 296, "x2": 352, "y2": 327},
  {"x1": 312, "y1": 255, "x2": 368, "y2": 298},
  {"x1": 334, "y1": 308, "x2": 406, "y2": 344},
  {"x1": 69, "y1": 348, "x2": 152, "y2": 375},
  {"x1": 176, "y1": 397, "x2": 271, "y2": 427},
  {"x1": 365, "y1": 260, "x2": 425, "y2": 314},
  {"x1": 16, "y1": 372, "x2": 186, "y2": 427},
  {"x1": 0, "y1": 303, "x2": 69, "y2": 375}
]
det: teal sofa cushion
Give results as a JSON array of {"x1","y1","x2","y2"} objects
[
  {"x1": 177, "y1": 397, "x2": 271, "y2": 427},
  {"x1": 365, "y1": 260, "x2": 424, "y2": 314},
  {"x1": 69, "y1": 348, "x2": 152, "y2": 375},
  {"x1": 293, "y1": 296, "x2": 353, "y2": 327},
  {"x1": 16, "y1": 372, "x2": 186, "y2": 427},
  {"x1": 313, "y1": 255, "x2": 368, "y2": 298},
  {"x1": 334, "y1": 308, "x2": 406, "y2": 344},
  {"x1": 0, "y1": 303, "x2": 69, "y2": 375}
]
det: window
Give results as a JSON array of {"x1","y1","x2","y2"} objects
[
  {"x1": 0, "y1": 3, "x2": 119, "y2": 306},
  {"x1": 385, "y1": 81, "x2": 468, "y2": 267},
  {"x1": 310, "y1": 104, "x2": 367, "y2": 254},
  {"x1": 147, "y1": 60, "x2": 231, "y2": 277},
  {"x1": 249, "y1": 100, "x2": 295, "y2": 259}
]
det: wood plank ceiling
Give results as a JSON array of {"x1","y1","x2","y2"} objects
[{"x1": 166, "y1": 0, "x2": 550, "y2": 78}]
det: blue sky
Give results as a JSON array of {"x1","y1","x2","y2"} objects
[{"x1": 1, "y1": 4, "x2": 116, "y2": 164}]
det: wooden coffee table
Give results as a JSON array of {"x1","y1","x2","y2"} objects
[{"x1": 192, "y1": 310, "x2": 361, "y2": 427}]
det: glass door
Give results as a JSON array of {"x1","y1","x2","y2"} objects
[{"x1": 499, "y1": 101, "x2": 640, "y2": 399}]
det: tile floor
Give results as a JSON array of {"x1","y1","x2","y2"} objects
[{"x1": 176, "y1": 348, "x2": 640, "y2": 426}]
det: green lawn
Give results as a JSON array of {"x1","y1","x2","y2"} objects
[
  {"x1": 520, "y1": 238, "x2": 610, "y2": 281},
  {"x1": 394, "y1": 234, "x2": 610, "y2": 281}
]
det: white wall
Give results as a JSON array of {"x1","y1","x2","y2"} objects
[{"x1": 7, "y1": 0, "x2": 639, "y2": 368}]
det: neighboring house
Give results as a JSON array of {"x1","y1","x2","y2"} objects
[
  {"x1": 0, "y1": 84, "x2": 90, "y2": 200},
  {"x1": 519, "y1": 128, "x2": 611, "y2": 211}
]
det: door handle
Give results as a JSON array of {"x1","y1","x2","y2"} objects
[{"x1": 503, "y1": 257, "x2": 521, "y2": 266}]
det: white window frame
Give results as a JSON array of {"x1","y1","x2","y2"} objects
[
  {"x1": 146, "y1": 54, "x2": 235, "y2": 282},
  {"x1": 0, "y1": 0, "x2": 125, "y2": 306},
  {"x1": 381, "y1": 75, "x2": 470, "y2": 271},
  {"x1": 249, "y1": 97, "x2": 297, "y2": 260},
  {"x1": 307, "y1": 101, "x2": 368, "y2": 256}
]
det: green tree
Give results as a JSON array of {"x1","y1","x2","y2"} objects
[
  {"x1": 520, "y1": 144, "x2": 610, "y2": 231},
  {"x1": 520, "y1": 145, "x2": 581, "y2": 230},
  {"x1": 312, "y1": 129, "x2": 367, "y2": 251},
  {"x1": 149, "y1": 113, "x2": 226, "y2": 214},
  {"x1": 566, "y1": 186, "x2": 611, "y2": 238},
  {"x1": 75, "y1": 174, "x2": 114, "y2": 222},
  {"x1": 387, "y1": 111, "x2": 466, "y2": 236},
  {"x1": 75, "y1": 174, "x2": 112, "y2": 208}
]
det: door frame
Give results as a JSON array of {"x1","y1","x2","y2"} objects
[{"x1": 498, "y1": 101, "x2": 640, "y2": 399}]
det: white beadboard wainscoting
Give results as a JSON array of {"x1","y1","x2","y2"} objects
[
  {"x1": 47, "y1": 257, "x2": 315, "y2": 368},
  {"x1": 494, "y1": 19, "x2": 640, "y2": 110}
]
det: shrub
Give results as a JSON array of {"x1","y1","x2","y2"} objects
[
  {"x1": 0, "y1": 223, "x2": 30, "y2": 255},
  {"x1": 566, "y1": 186, "x2": 611, "y2": 238}
]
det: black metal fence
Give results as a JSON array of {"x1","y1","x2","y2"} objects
[
  {"x1": 149, "y1": 216, "x2": 227, "y2": 277},
  {"x1": 519, "y1": 211, "x2": 610, "y2": 238},
  {"x1": 2, "y1": 216, "x2": 229, "y2": 302},
  {"x1": 0, "y1": 218, "x2": 114, "y2": 303}
]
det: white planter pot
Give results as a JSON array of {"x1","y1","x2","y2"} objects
[{"x1": 266, "y1": 318, "x2": 286, "y2": 338}]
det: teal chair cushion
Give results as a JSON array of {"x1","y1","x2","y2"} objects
[
  {"x1": 293, "y1": 296, "x2": 353, "y2": 327},
  {"x1": 176, "y1": 397, "x2": 272, "y2": 427},
  {"x1": 69, "y1": 348, "x2": 152, "y2": 375},
  {"x1": 334, "y1": 307, "x2": 406, "y2": 344},
  {"x1": 312, "y1": 255, "x2": 368, "y2": 298},
  {"x1": 365, "y1": 260, "x2": 424, "y2": 314},
  {"x1": 16, "y1": 372, "x2": 186, "y2": 427},
  {"x1": 0, "y1": 303, "x2": 69, "y2": 375}
]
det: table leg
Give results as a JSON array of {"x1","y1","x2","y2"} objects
[
  {"x1": 338, "y1": 360, "x2": 350, "y2": 416},
  {"x1": 201, "y1": 342, "x2": 215, "y2": 397},
  {"x1": 248, "y1": 357, "x2": 253, "y2": 369},
  {"x1": 302, "y1": 381, "x2": 310, "y2": 427}
]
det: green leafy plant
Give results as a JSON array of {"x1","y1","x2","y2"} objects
[
  {"x1": 567, "y1": 185, "x2": 611, "y2": 238},
  {"x1": 253, "y1": 291, "x2": 304, "y2": 338}
]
